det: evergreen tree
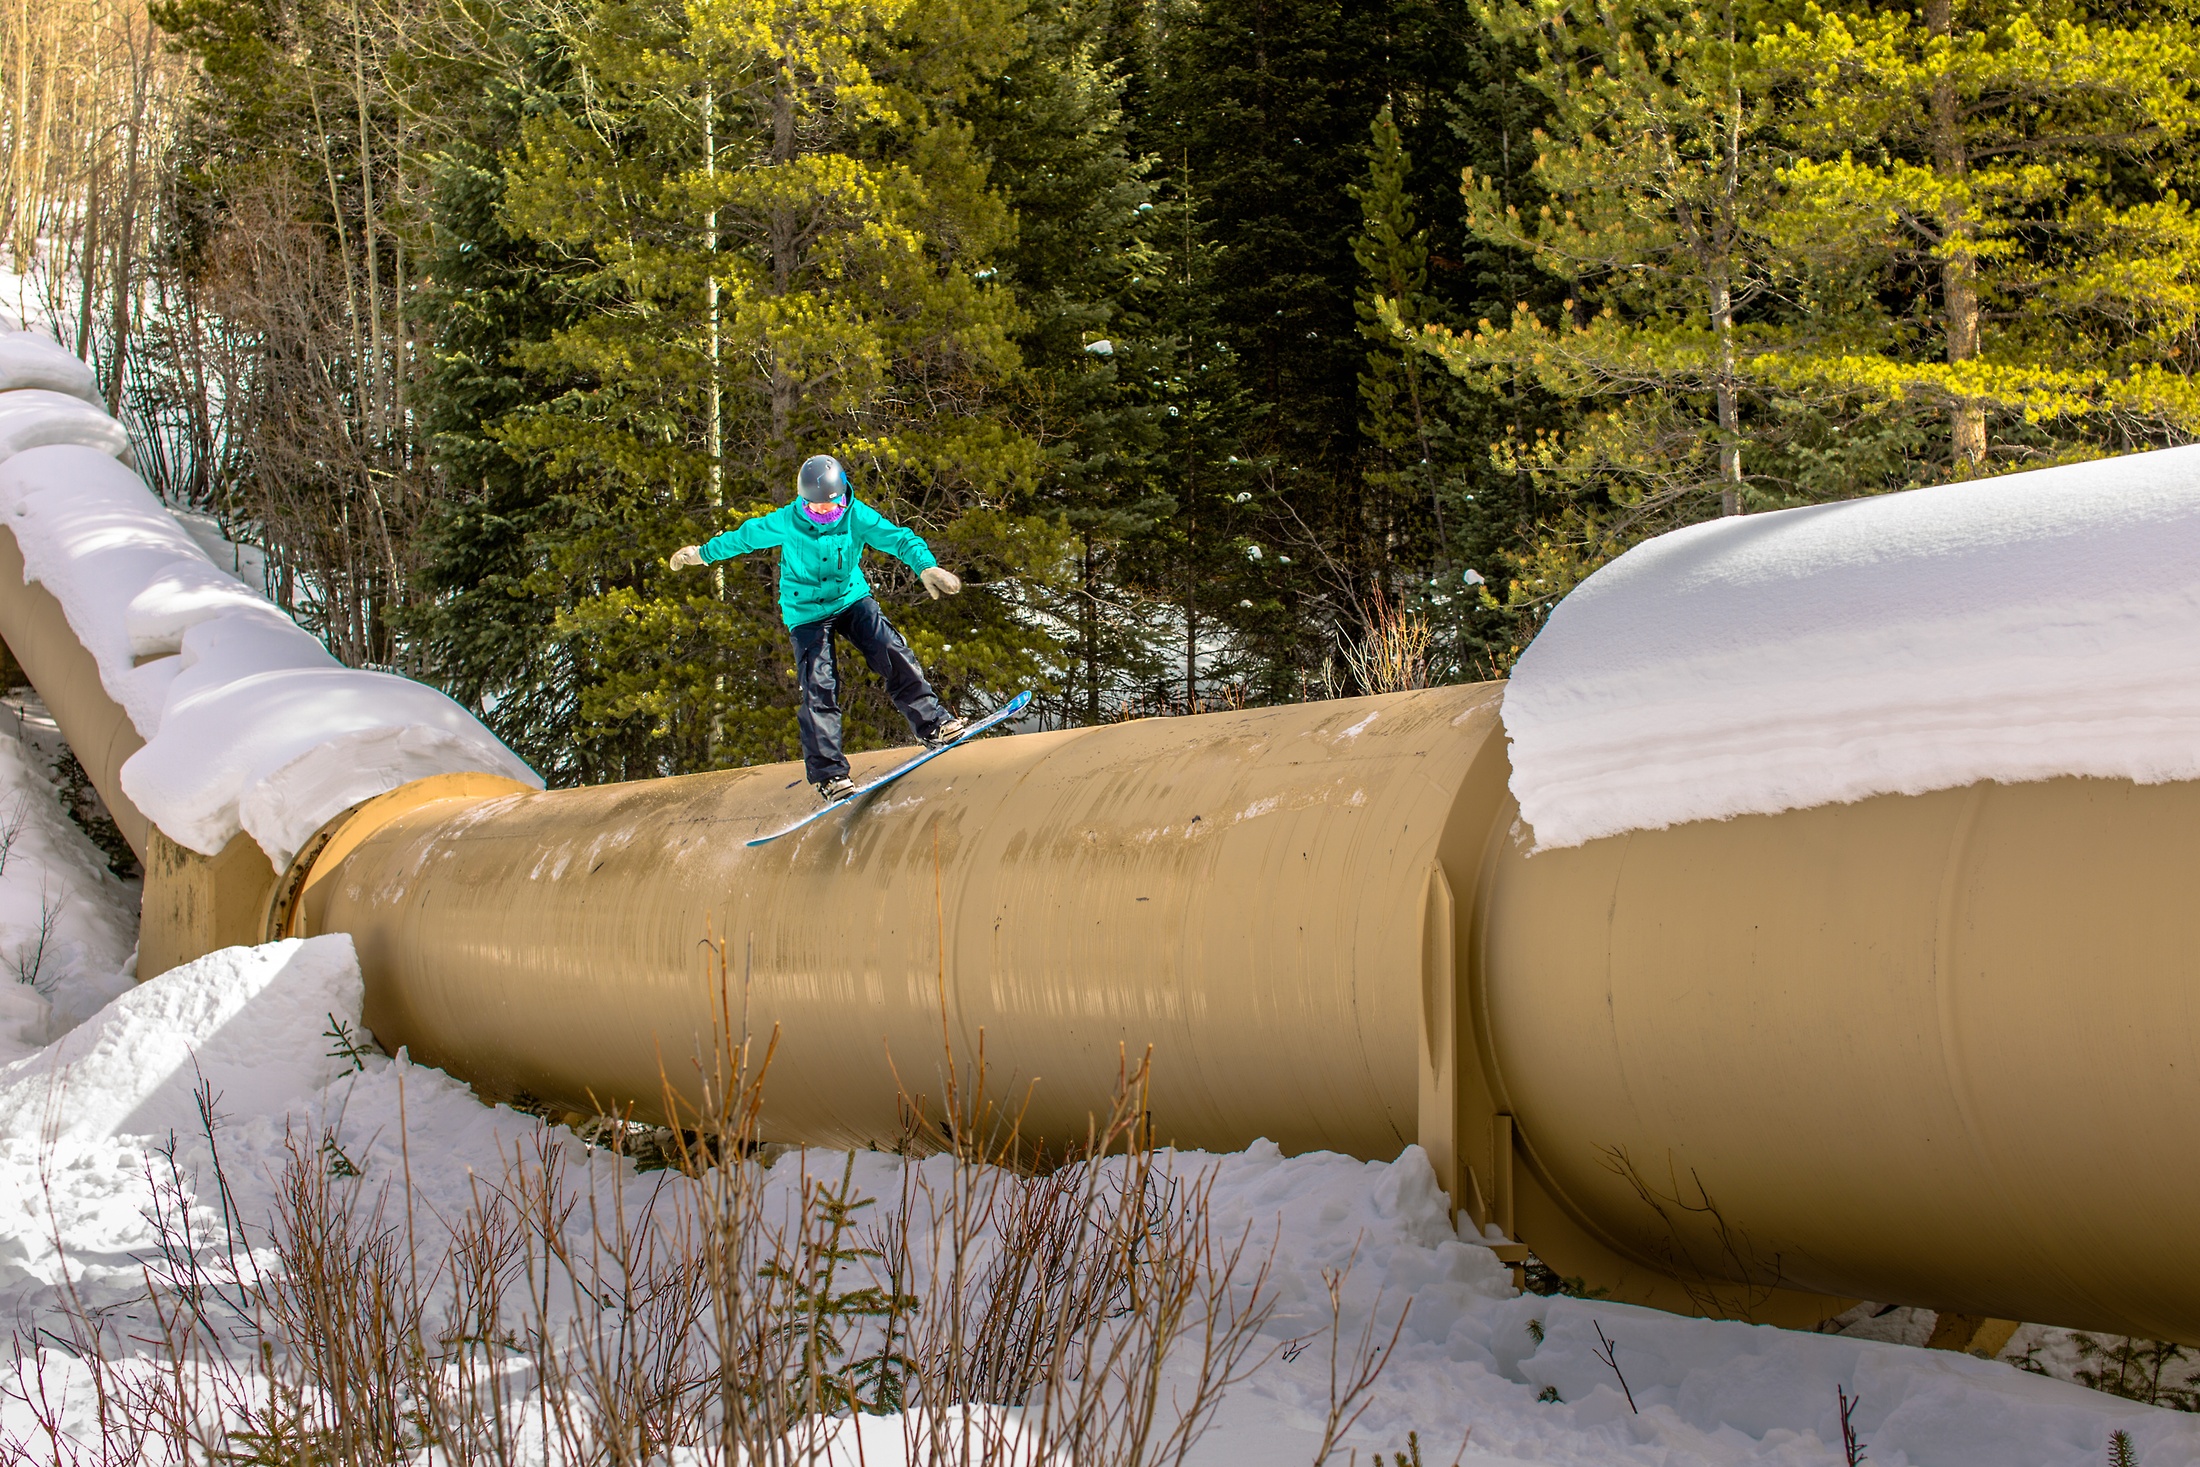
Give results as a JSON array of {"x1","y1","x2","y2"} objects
[
  {"x1": 1759, "y1": 0, "x2": 2200, "y2": 470},
  {"x1": 1139, "y1": 0, "x2": 1492, "y2": 697},
  {"x1": 1411, "y1": 0, "x2": 1790, "y2": 569},
  {"x1": 1350, "y1": 102, "x2": 1492, "y2": 676},
  {"x1": 969, "y1": 0, "x2": 1179, "y2": 724},
  {"x1": 406, "y1": 7, "x2": 615, "y2": 782}
]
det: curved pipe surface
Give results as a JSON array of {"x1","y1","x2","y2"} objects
[
  {"x1": 1479, "y1": 773, "x2": 2200, "y2": 1340},
  {"x1": 291, "y1": 684, "x2": 2200, "y2": 1340},
  {"x1": 299, "y1": 686, "x2": 1509, "y2": 1159}
]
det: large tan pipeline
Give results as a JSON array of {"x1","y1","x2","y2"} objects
[{"x1": 10, "y1": 554, "x2": 2200, "y2": 1341}]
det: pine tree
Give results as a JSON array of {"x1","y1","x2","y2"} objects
[
  {"x1": 1138, "y1": 0, "x2": 1497, "y2": 698},
  {"x1": 968, "y1": 0, "x2": 1179, "y2": 724},
  {"x1": 1405, "y1": 0, "x2": 1794, "y2": 615},
  {"x1": 1759, "y1": 0, "x2": 2200, "y2": 471},
  {"x1": 494, "y1": 0, "x2": 1062, "y2": 775},
  {"x1": 1352, "y1": 102, "x2": 1491, "y2": 676},
  {"x1": 406, "y1": 7, "x2": 615, "y2": 782},
  {"x1": 1431, "y1": 0, "x2": 1781, "y2": 491}
]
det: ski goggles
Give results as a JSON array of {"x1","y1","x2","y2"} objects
[{"x1": 802, "y1": 495, "x2": 847, "y2": 525}]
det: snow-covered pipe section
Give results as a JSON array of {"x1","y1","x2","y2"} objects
[
  {"x1": 0, "y1": 326, "x2": 541, "y2": 874},
  {"x1": 1500, "y1": 446, "x2": 2200, "y2": 850}
]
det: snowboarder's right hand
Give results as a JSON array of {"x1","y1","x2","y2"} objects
[{"x1": 669, "y1": 545, "x2": 704, "y2": 570}]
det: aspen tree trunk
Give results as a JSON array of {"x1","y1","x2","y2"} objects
[
  {"x1": 767, "y1": 63, "x2": 798, "y2": 471},
  {"x1": 1926, "y1": 0, "x2": 1986, "y2": 468},
  {"x1": 108, "y1": 27, "x2": 151, "y2": 408},
  {"x1": 75, "y1": 150, "x2": 99, "y2": 357},
  {"x1": 705, "y1": 81, "x2": 725, "y2": 758},
  {"x1": 1712, "y1": 272, "x2": 1741, "y2": 515},
  {"x1": 351, "y1": 0, "x2": 383, "y2": 451},
  {"x1": 1713, "y1": 29, "x2": 1744, "y2": 516},
  {"x1": 1082, "y1": 536, "x2": 1100, "y2": 724},
  {"x1": 705, "y1": 83, "x2": 723, "y2": 514}
]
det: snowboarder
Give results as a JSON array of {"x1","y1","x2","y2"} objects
[{"x1": 669, "y1": 454, "x2": 968, "y2": 803}]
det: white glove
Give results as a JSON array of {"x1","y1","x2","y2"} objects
[
  {"x1": 669, "y1": 545, "x2": 704, "y2": 570},
  {"x1": 920, "y1": 566, "x2": 963, "y2": 599}
]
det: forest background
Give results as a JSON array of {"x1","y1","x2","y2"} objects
[{"x1": 5, "y1": 0, "x2": 2200, "y2": 783}]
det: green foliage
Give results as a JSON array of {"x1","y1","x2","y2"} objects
[
  {"x1": 152, "y1": 0, "x2": 2200, "y2": 728},
  {"x1": 966, "y1": 0, "x2": 1179, "y2": 722},
  {"x1": 1353, "y1": 104, "x2": 1492, "y2": 675},
  {"x1": 481, "y1": 0, "x2": 1063, "y2": 775},
  {"x1": 1410, "y1": 0, "x2": 1792, "y2": 614},
  {"x1": 1760, "y1": 0, "x2": 2200, "y2": 465},
  {"x1": 406, "y1": 5, "x2": 624, "y2": 783},
  {"x1": 321, "y1": 1014, "x2": 372, "y2": 1073},
  {"x1": 1407, "y1": 0, "x2": 2200, "y2": 644},
  {"x1": 754, "y1": 1158, "x2": 919, "y2": 1415},
  {"x1": 1388, "y1": 1429, "x2": 1429, "y2": 1467}
]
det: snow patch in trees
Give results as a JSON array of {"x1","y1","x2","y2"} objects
[
  {"x1": 0, "y1": 336, "x2": 542, "y2": 866},
  {"x1": 1501, "y1": 445, "x2": 2200, "y2": 849}
]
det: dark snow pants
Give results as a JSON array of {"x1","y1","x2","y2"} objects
[{"x1": 790, "y1": 596, "x2": 949, "y2": 784}]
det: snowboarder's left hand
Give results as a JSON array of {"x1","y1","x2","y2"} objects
[{"x1": 920, "y1": 566, "x2": 963, "y2": 599}]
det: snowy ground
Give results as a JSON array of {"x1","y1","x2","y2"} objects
[{"x1": 0, "y1": 728, "x2": 2191, "y2": 1464}]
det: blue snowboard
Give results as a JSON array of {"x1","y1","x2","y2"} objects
[{"x1": 745, "y1": 690, "x2": 1034, "y2": 848}]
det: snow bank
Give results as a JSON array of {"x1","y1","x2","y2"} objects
[
  {"x1": 0, "y1": 936, "x2": 356, "y2": 1146},
  {"x1": 170, "y1": 504, "x2": 271, "y2": 591},
  {"x1": 0, "y1": 343, "x2": 541, "y2": 866},
  {"x1": 132, "y1": 651, "x2": 543, "y2": 862},
  {"x1": 1501, "y1": 446, "x2": 2200, "y2": 848},
  {"x1": 0, "y1": 732, "x2": 137, "y2": 1068}
]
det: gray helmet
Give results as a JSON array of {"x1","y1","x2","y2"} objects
[{"x1": 797, "y1": 454, "x2": 849, "y2": 503}]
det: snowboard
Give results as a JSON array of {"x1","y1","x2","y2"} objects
[{"x1": 744, "y1": 689, "x2": 1034, "y2": 848}]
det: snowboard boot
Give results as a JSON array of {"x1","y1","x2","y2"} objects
[
  {"x1": 815, "y1": 775, "x2": 858, "y2": 804},
  {"x1": 922, "y1": 716, "x2": 970, "y2": 750}
]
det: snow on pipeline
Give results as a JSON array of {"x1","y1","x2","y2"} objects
[
  {"x1": 1501, "y1": 447, "x2": 2200, "y2": 849},
  {"x1": 0, "y1": 317, "x2": 538, "y2": 868}
]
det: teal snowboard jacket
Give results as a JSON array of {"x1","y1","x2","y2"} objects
[{"x1": 698, "y1": 497, "x2": 940, "y2": 629}]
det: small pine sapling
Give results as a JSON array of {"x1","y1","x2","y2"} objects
[
  {"x1": 2109, "y1": 1428, "x2": 2138, "y2": 1467},
  {"x1": 322, "y1": 1013, "x2": 374, "y2": 1072}
]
